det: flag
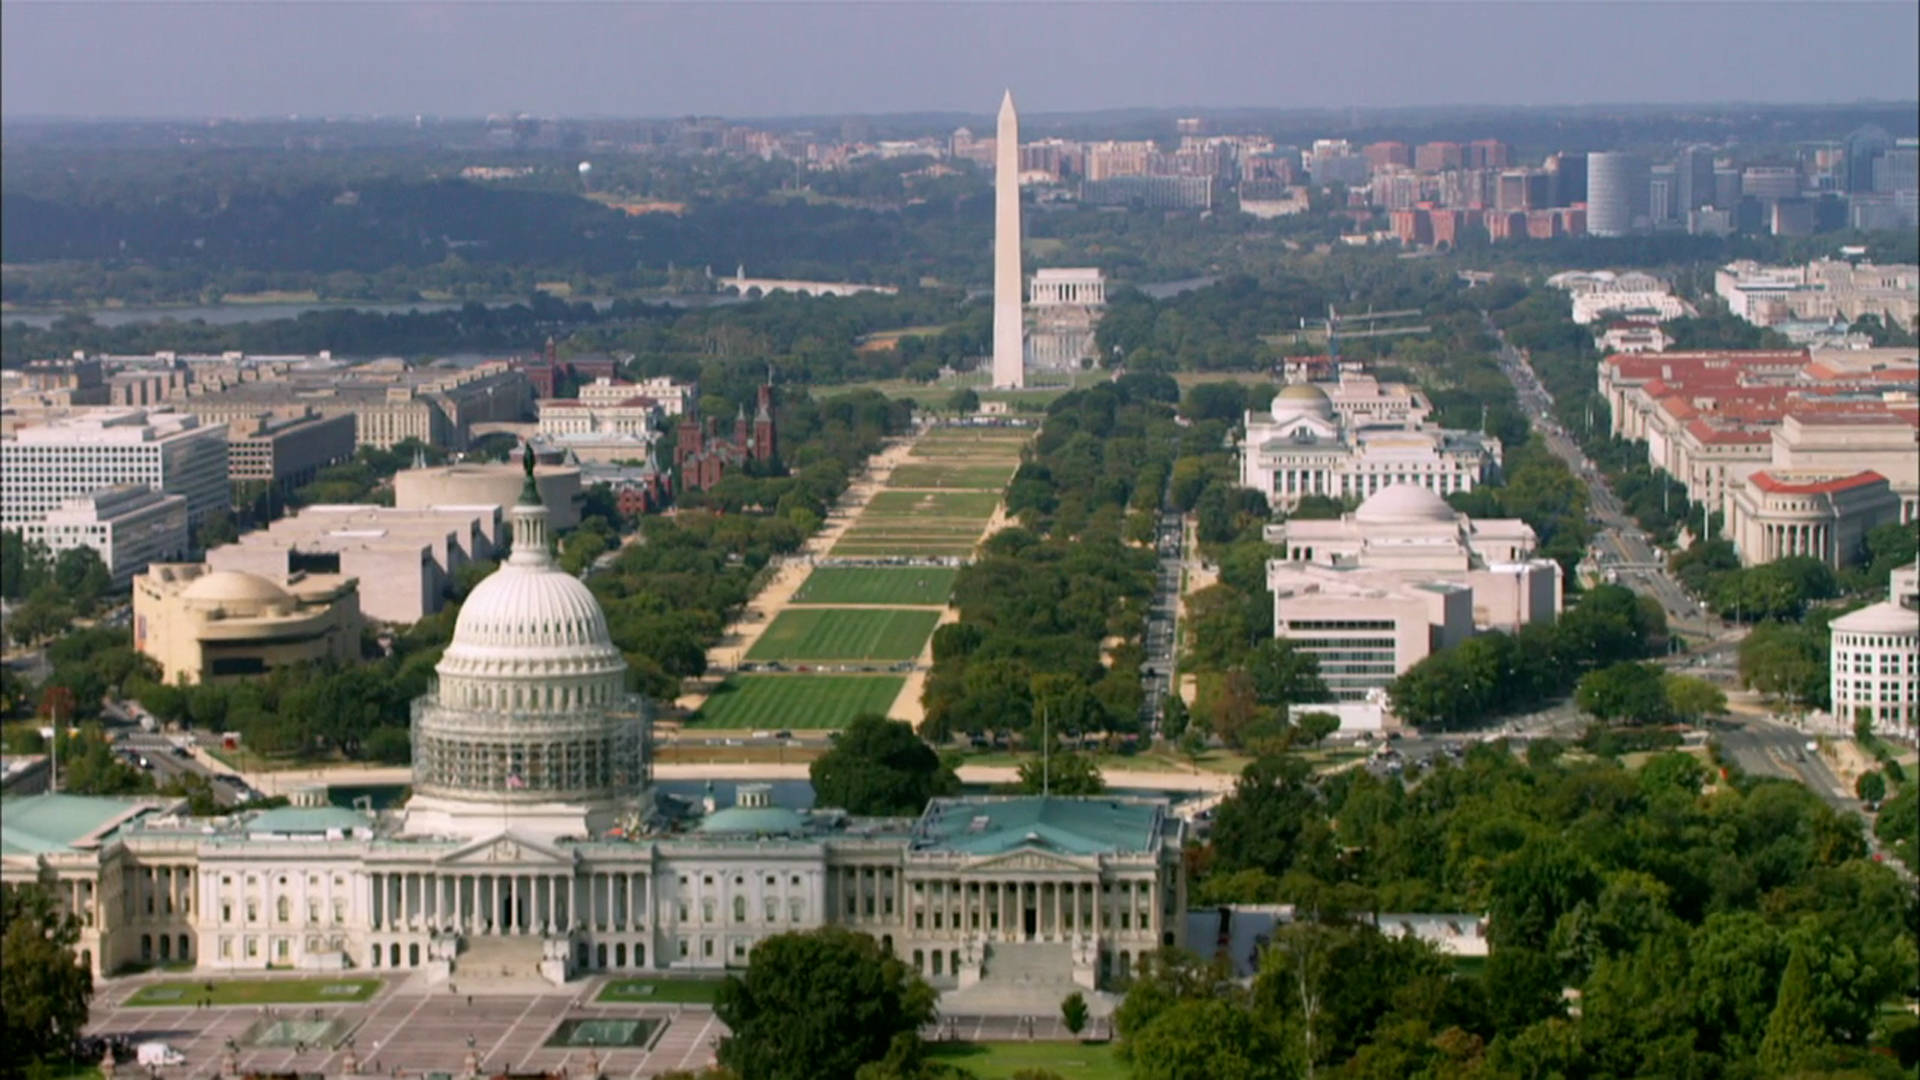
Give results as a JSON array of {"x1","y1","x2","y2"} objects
[{"x1": 506, "y1": 770, "x2": 526, "y2": 790}]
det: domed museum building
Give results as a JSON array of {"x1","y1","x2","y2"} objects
[{"x1": 1, "y1": 457, "x2": 1185, "y2": 1005}]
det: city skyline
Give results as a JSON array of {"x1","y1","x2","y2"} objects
[{"x1": 2, "y1": 1, "x2": 1917, "y2": 121}]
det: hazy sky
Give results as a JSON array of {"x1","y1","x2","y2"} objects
[{"x1": 3, "y1": 1, "x2": 1915, "y2": 120}]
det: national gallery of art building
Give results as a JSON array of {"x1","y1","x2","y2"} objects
[{"x1": 0, "y1": 474, "x2": 1186, "y2": 1003}]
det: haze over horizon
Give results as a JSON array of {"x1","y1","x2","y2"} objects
[{"x1": 2, "y1": 1, "x2": 1916, "y2": 122}]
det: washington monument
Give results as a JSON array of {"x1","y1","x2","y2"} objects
[{"x1": 991, "y1": 89, "x2": 1025, "y2": 389}]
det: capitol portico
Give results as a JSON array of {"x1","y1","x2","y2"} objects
[{"x1": 1, "y1": 454, "x2": 1184, "y2": 1007}]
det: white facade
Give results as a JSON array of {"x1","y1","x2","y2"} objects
[
  {"x1": 1717, "y1": 259, "x2": 1920, "y2": 329},
  {"x1": 20, "y1": 485, "x2": 189, "y2": 587},
  {"x1": 0, "y1": 407, "x2": 229, "y2": 528},
  {"x1": 1267, "y1": 563, "x2": 1474, "y2": 702},
  {"x1": 991, "y1": 91, "x2": 1026, "y2": 389},
  {"x1": 1725, "y1": 469, "x2": 1903, "y2": 568},
  {"x1": 1029, "y1": 268, "x2": 1106, "y2": 307},
  {"x1": 1829, "y1": 562, "x2": 1919, "y2": 740},
  {"x1": 4, "y1": 478, "x2": 1187, "y2": 998},
  {"x1": 1265, "y1": 483, "x2": 1561, "y2": 632},
  {"x1": 1239, "y1": 383, "x2": 1499, "y2": 510}
]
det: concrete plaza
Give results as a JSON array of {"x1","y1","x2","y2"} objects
[{"x1": 88, "y1": 975, "x2": 722, "y2": 1078}]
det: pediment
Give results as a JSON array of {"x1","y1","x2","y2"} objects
[
  {"x1": 965, "y1": 846, "x2": 1090, "y2": 874},
  {"x1": 439, "y1": 831, "x2": 569, "y2": 867}
]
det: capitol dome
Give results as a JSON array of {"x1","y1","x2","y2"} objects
[
  {"x1": 405, "y1": 451, "x2": 649, "y2": 841},
  {"x1": 1271, "y1": 382, "x2": 1334, "y2": 422},
  {"x1": 1354, "y1": 483, "x2": 1458, "y2": 524}
]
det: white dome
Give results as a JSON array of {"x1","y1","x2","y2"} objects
[
  {"x1": 1271, "y1": 382, "x2": 1334, "y2": 422},
  {"x1": 449, "y1": 567, "x2": 613, "y2": 653},
  {"x1": 1354, "y1": 483, "x2": 1457, "y2": 524},
  {"x1": 182, "y1": 570, "x2": 291, "y2": 606}
]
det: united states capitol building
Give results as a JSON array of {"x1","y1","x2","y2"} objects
[{"x1": 0, "y1": 469, "x2": 1185, "y2": 1004}]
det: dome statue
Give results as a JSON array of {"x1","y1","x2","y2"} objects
[{"x1": 403, "y1": 454, "x2": 651, "y2": 842}]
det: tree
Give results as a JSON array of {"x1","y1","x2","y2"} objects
[
  {"x1": 1016, "y1": 752, "x2": 1106, "y2": 796},
  {"x1": 1758, "y1": 943, "x2": 1828, "y2": 1073},
  {"x1": 1247, "y1": 638, "x2": 1328, "y2": 709},
  {"x1": 1, "y1": 885, "x2": 93, "y2": 1078},
  {"x1": 1661, "y1": 674, "x2": 1726, "y2": 723},
  {"x1": 1129, "y1": 998, "x2": 1297, "y2": 1080},
  {"x1": 1292, "y1": 711, "x2": 1341, "y2": 747},
  {"x1": 714, "y1": 927, "x2": 936, "y2": 1080},
  {"x1": 1575, "y1": 662, "x2": 1673, "y2": 725},
  {"x1": 945, "y1": 387, "x2": 980, "y2": 414},
  {"x1": 1210, "y1": 755, "x2": 1328, "y2": 879},
  {"x1": 51, "y1": 545, "x2": 112, "y2": 611},
  {"x1": 809, "y1": 714, "x2": 958, "y2": 816},
  {"x1": 1853, "y1": 770, "x2": 1885, "y2": 806},
  {"x1": 1060, "y1": 991, "x2": 1089, "y2": 1038}
]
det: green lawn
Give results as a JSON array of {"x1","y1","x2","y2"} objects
[
  {"x1": 745, "y1": 609, "x2": 940, "y2": 662},
  {"x1": 693, "y1": 675, "x2": 907, "y2": 729},
  {"x1": 596, "y1": 977, "x2": 724, "y2": 1005},
  {"x1": 927, "y1": 1041, "x2": 1126, "y2": 1079},
  {"x1": 887, "y1": 462, "x2": 1019, "y2": 490},
  {"x1": 829, "y1": 535, "x2": 982, "y2": 558},
  {"x1": 791, "y1": 567, "x2": 959, "y2": 606},
  {"x1": 861, "y1": 490, "x2": 1004, "y2": 519},
  {"x1": 126, "y1": 978, "x2": 381, "y2": 1006}
]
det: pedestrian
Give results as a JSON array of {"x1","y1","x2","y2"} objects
[{"x1": 467, "y1": 995, "x2": 473, "y2": 1007}]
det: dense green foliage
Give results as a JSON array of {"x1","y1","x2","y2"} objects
[
  {"x1": 1173, "y1": 743, "x2": 1918, "y2": 1076},
  {"x1": 714, "y1": 927, "x2": 937, "y2": 1080},
  {"x1": 921, "y1": 383, "x2": 1173, "y2": 742},
  {"x1": 808, "y1": 714, "x2": 959, "y2": 817},
  {"x1": 0, "y1": 886, "x2": 94, "y2": 1080},
  {"x1": 1388, "y1": 585, "x2": 1667, "y2": 730}
]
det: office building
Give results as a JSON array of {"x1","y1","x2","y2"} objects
[
  {"x1": 393, "y1": 461, "x2": 583, "y2": 531},
  {"x1": 20, "y1": 486, "x2": 189, "y2": 588},
  {"x1": 1079, "y1": 175, "x2": 1214, "y2": 210},
  {"x1": 1725, "y1": 469, "x2": 1901, "y2": 569},
  {"x1": 1741, "y1": 166, "x2": 1802, "y2": 203},
  {"x1": 1676, "y1": 145, "x2": 1717, "y2": 211},
  {"x1": 1846, "y1": 125, "x2": 1894, "y2": 194},
  {"x1": 1, "y1": 408, "x2": 229, "y2": 529},
  {"x1": 223, "y1": 409, "x2": 357, "y2": 495},
  {"x1": 178, "y1": 358, "x2": 531, "y2": 451},
  {"x1": 1267, "y1": 561, "x2": 1474, "y2": 703},
  {"x1": 1830, "y1": 562, "x2": 1919, "y2": 740},
  {"x1": 1586, "y1": 152, "x2": 1648, "y2": 236},
  {"x1": 1716, "y1": 259, "x2": 1920, "y2": 330},
  {"x1": 132, "y1": 564, "x2": 363, "y2": 685}
]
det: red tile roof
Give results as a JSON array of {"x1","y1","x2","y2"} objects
[{"x1": 1748, "y1": 470, "x2": 1888, "y2": 495}]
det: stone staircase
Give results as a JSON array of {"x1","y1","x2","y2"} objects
[
  {"x1": 939, "y1": 942, "x2": 1112, "y2": 1018},
  {"x1": 451, "y1": 935, "x2": 549, "y2": 991}
]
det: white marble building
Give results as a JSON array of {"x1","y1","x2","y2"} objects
[
  {"x1": 2, "y1": 462, "x2": 1184, "y2": 1000},
  {"x1": 1239, "y1": 382, "x2": 1500, "y2": 510}
]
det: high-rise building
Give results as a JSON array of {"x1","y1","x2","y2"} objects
[
  {"x1": 1414, "y1": 141, "x2": 1463, "y2": 172},
  {"x1": 1874, "y1": 139, "x2": 1919, "y2": 194},
  {"x1": 992, "y1": 91, "x2": 1025, "y2": 389},
  {"x1": 1585, "y1": 152, "x2": 1648, "y2": 237},
  {"x1": 1547, "y1": 152, "x2": 1587, "y2": 205},
  {"x1": 1742, "y1": 166, "x2": 1802, "y2": 203},
  {"x1": 1829, "y1": 561, "x2": 1919, "y2": 740},
  {"x1": 1714, "y1": 168, "x2": 1744, "y2": 209},
  {"x1": 1677, "y1": 145, "x2": 1717, "y2": 210},
  {"x1": 1649, "y1": 164, "x2": 1677, "y2": 225},
  {"x1": 1, "y1": 408, "x2": 229, "y2": 529},
  {"x1": 1846, "y1": 125, "x2": 1894, "y2": 194}
]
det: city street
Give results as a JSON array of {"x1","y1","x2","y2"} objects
[{"x1": 1486, "y1": 319, "x2": 1715, "y2": 638}]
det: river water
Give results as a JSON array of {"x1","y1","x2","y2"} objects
[{"x1": 1, "y1": 293, "x2": 741, "y2": 330}]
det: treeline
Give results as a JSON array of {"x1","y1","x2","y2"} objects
[
  {"x1": 0, "y1": 535, "x2": 115, "y2": 645},
  {"x1": 919, "y1": 377, "x2": 1179, "y2": 742},
  {"x1": 1388, "y1": 584, "x2": 1667, "y2": 730},
  {"x1": 1147, "y1": 744, "x2": 1918, "y2": 1077}
]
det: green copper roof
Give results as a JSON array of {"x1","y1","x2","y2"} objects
[
  {"x1": 0, "y1": 793, "x2": 158, "y2": 856},
  {"x1": 245, "y1": 806, "x2": 371, "y2": 835},
  {"x1": 695, "y1": 805, "x2": 811, "y2": 836},
  {"x1": 911, "y1": 796, "x2": 1164, "y2": 857}
]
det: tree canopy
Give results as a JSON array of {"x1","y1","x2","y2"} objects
[
  {"x1": 809, "y1": 714, "x2": 958, "y2": 817},
  {"x1": 714, "y1": 928, "x2": 936, "y2": 1080}
]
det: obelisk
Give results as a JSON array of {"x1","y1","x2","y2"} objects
[{"x1": 991, "y1": 89, "x2": 1025, "y2": 389}]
